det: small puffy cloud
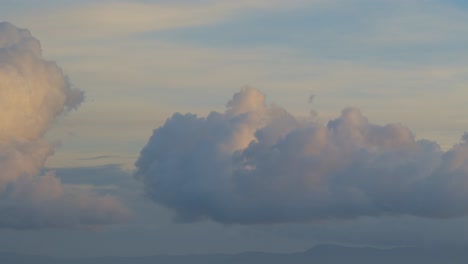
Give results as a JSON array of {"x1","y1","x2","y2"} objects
[
  {"x1": 136, "y1": 87, "x2": 468, "y2": 224},
  {"x1": 0, "y1": 22, "x2": 130, "y2": 229}
]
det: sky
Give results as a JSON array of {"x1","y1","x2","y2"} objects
[{"x1": 1, "y1": 0, "x2": 468, "y2": 258}]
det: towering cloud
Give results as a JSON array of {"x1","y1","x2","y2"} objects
[
  {"x1": 0, "y1": 22, "x2": 130, "y2": 229},
  {"x1": 136, "y1": 87, "x2": 468, "y2": 224}
]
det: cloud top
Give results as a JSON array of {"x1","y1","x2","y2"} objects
[
  {"x1": 0, "y1": 22, "x2": 130, "y2": 229},
  {"x1": 136, "y1": 87, "x2": 468, "y2": 224},
  {"x1": 0, "y1": 22, "x2": 83, "y2": 142}
]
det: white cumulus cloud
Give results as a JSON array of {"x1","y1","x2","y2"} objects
[{"x1": 136, "y1": 87, "x2": 468, "y2": 224}]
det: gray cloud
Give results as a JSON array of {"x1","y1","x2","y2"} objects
[
  {"x1": 136, "y1": 87, "x2": 468, "y2": 224},
  {"x1": 0, "y1": 22, "x2": 130, "y2": 229},
  {"x1": 50, "y1": 164, "x2": 137, "y2": 189}
]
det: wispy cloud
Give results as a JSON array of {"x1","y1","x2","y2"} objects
[
  {"x1": 10, "y1": 0, "x2": 324, "y2": 42},
  {"x1": 79, "y1": 155, "x2": 115, "y2": 161}
]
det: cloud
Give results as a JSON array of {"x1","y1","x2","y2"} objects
[
  {"x1": 78, "y1": 155, "x2": 115, "y2": 161},
  {"x1": 0, "y1": 22, "x2": 130, "y2": 229},
  {"x1": 136, "y1": 87, "x2": 468, "y2": 224},
  {"x1": 13, "y1": 0, "x2": 319, "y2": 42}
]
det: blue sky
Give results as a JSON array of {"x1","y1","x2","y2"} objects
[{"x1": 1, "y1": 0, "x2": 468, "y2": 257}]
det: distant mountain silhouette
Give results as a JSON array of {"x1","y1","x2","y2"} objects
[{"x1": 2, "y1": 244, "x2": 467, "y2": 263}]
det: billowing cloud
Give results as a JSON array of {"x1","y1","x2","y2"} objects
[
  {"x1": 0, "y1": 22, "x2": 130, "y2": 229},
  {"x1": 136, "y1": 87, "x2": 468, "y2": 224}
]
